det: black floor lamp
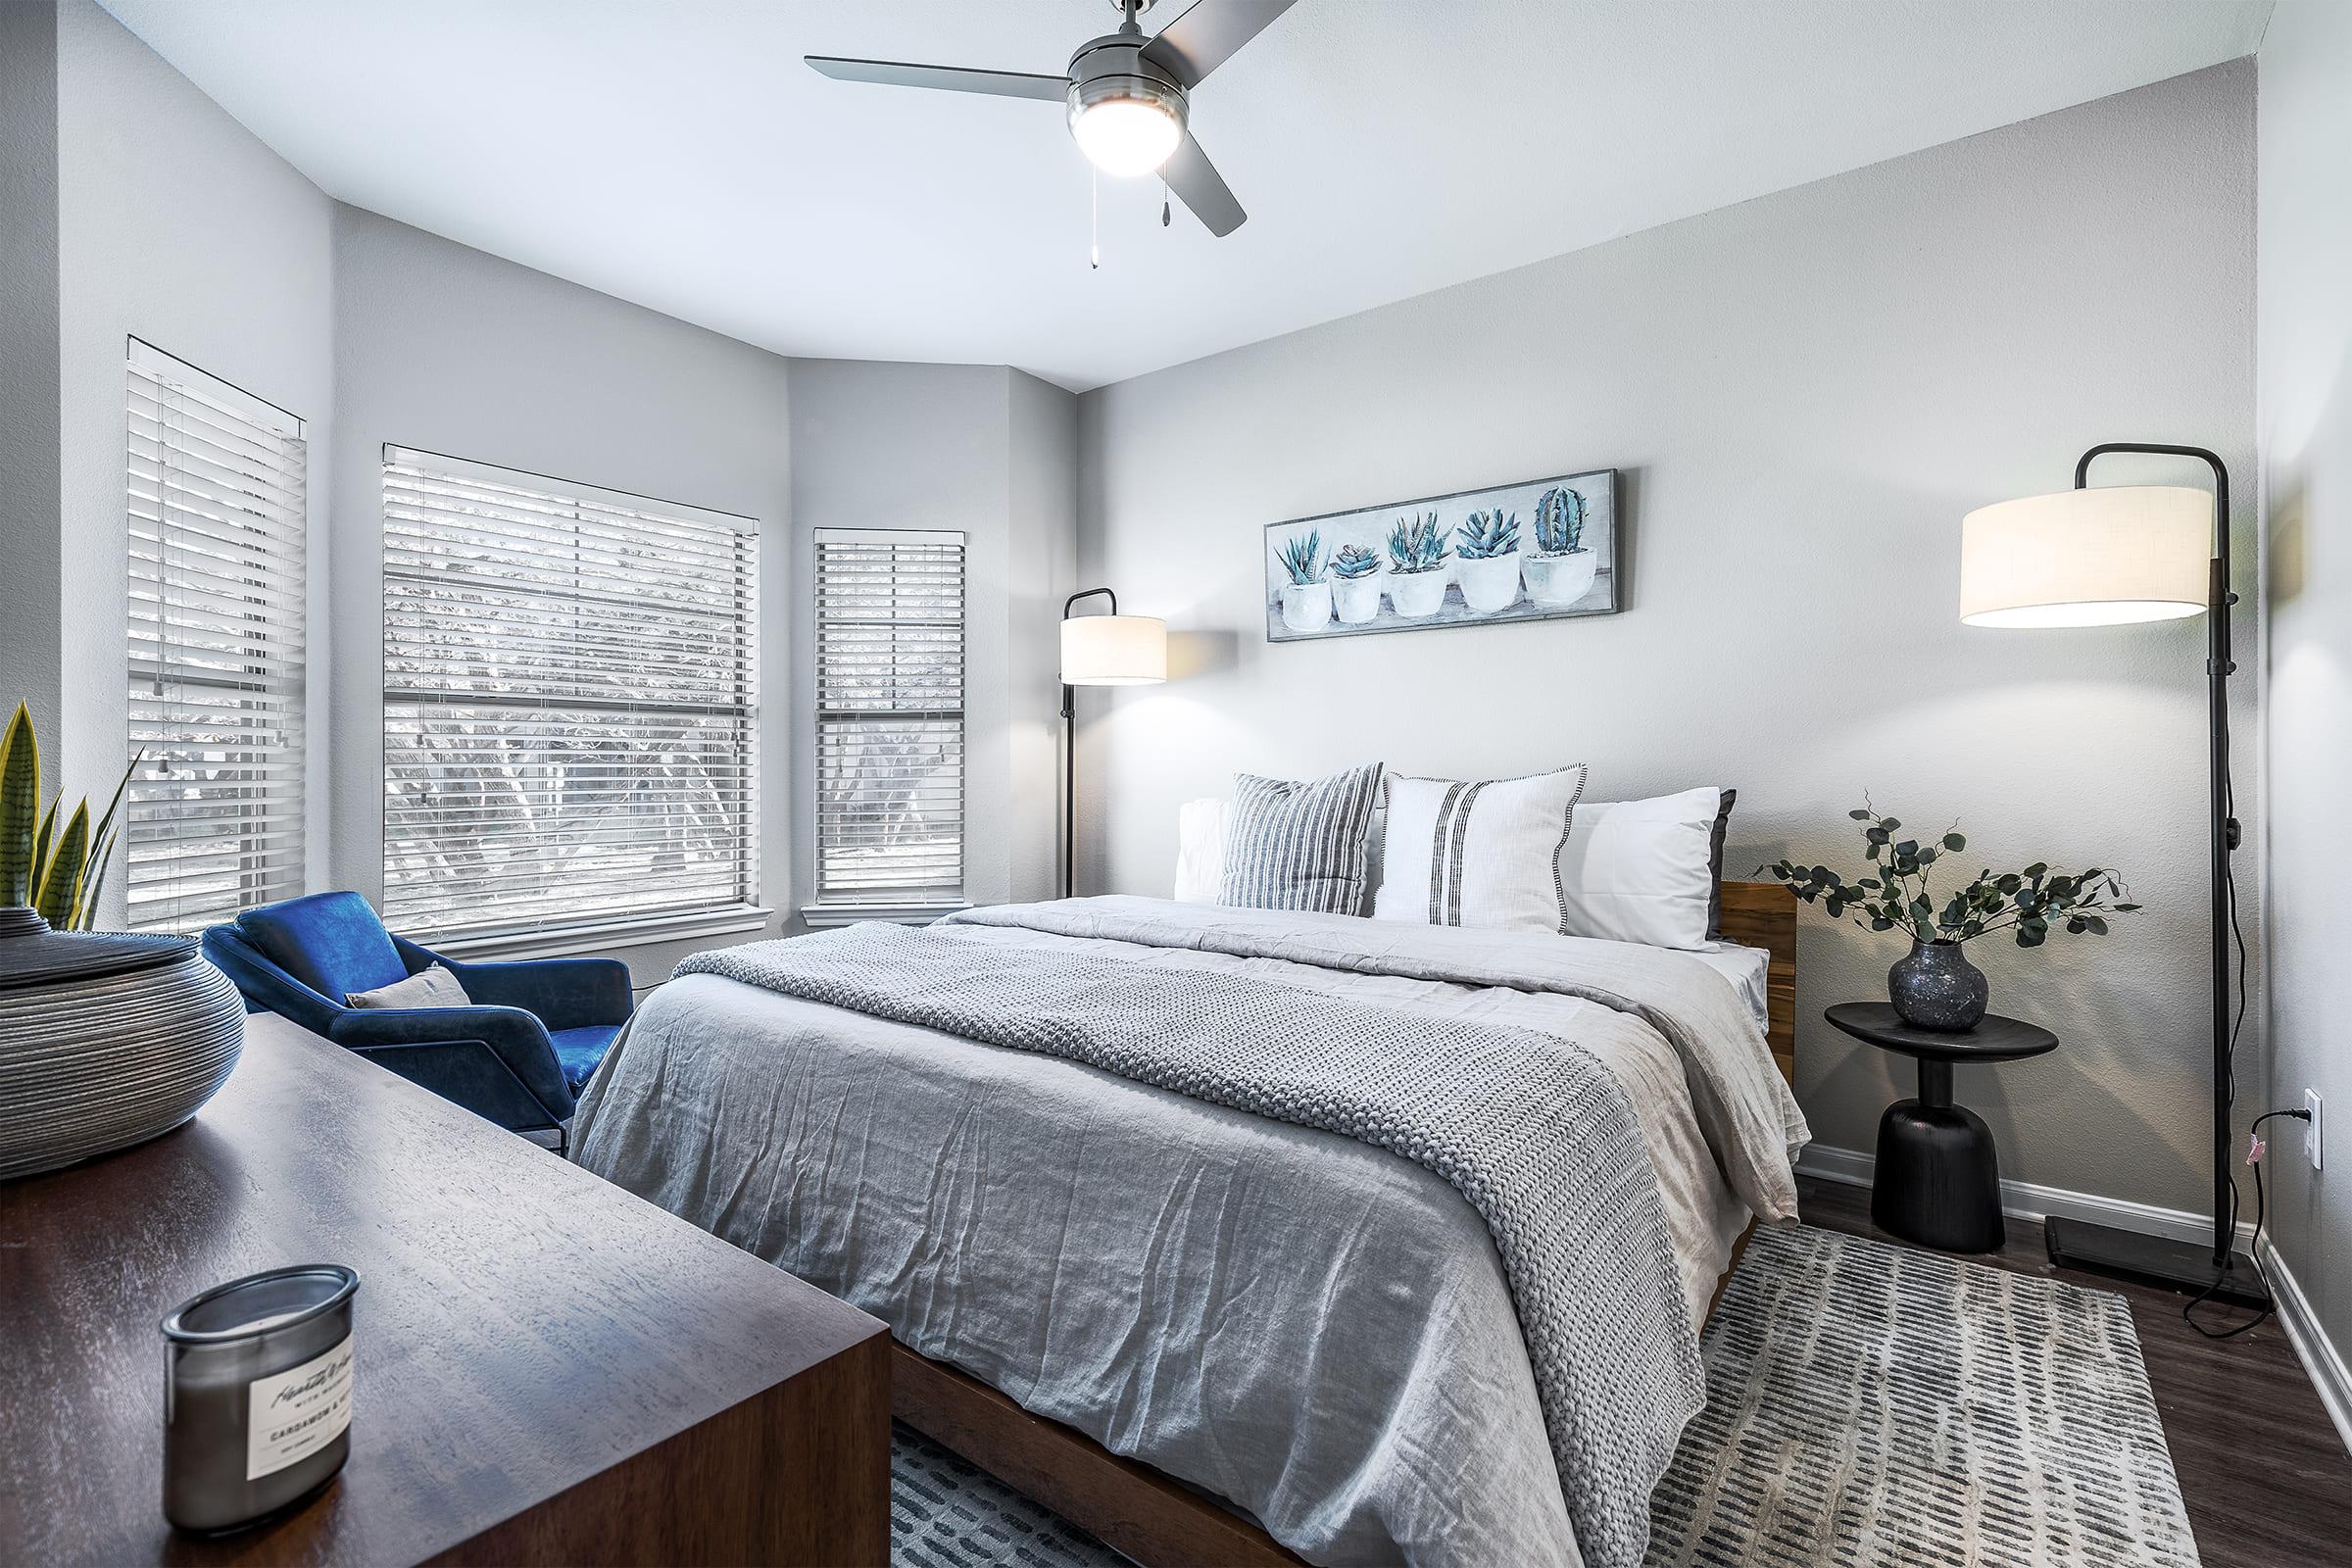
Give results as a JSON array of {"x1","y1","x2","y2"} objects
[
  {"x1": 1059, "y1": 589, "x2": 1166, "y2": 900},
  {"x1": 1960, "y1": 442, "x2": 2262, "y2": 1306}
]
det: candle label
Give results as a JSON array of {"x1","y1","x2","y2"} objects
[{"x1": 245, "y1": 1335, "x2": 354, "y2": 1482}]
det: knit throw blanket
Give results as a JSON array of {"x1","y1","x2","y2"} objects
[{"x1": 675, "y1": 921, "x2": 1704, "y2": 1568}]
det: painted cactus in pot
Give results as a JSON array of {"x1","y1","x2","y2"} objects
[
  {"x1": 1453, "y1": 509, "x2": 1522, "y2": 613},
  {"x1": 1523, "y1": 485, "x2": 1597, "y2": 605},
  {"x1": 1385, "y1": 513, "x2": 1450, "y2": 618},
  {"x1": 1329, "y1": 543, "x2": 1384, "y2": 624},
  {"x1": 1273, "y1": 527, "x2": 1331, "y2": 633}
]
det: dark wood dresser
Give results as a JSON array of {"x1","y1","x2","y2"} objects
[{"x1": 0, "y1": 1013, "x2": 890, "y2": 1566}]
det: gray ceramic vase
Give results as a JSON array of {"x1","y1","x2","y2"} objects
[
  {"x1": 1887, "y1": 939, "x2": 1988, "y2": 1032},
  {"x1": 0, "y1": 907, "x2": 245, "y2": 1180}
]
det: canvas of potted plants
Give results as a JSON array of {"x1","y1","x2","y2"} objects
[{"x1": 1523, "y1": 485, "x2": 1597, "y2": 606}]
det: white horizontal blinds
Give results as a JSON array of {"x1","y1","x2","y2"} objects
[
  {"x1": 124, "y1": 341, "x2": 308, "y2": 934},
  {"x1": 814, "y1": 529, "x2": 966, "y2": 906},
  {"x1": 382, "y1": 448, "x2": 758, "y2": 943}
]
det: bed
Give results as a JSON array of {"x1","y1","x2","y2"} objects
[{"x1": 569, "y1": 881, "x2": 1805, "y2": 1568}]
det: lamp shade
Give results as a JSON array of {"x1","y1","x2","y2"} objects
[
  {"x1": 1959, "y1": 485, "x2": 2211, "y2": 627},
  {"x1": 1061, "y1": 614, "x2": 1166, "y2": 685}
]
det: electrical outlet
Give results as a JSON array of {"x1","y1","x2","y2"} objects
[{"x1": 2309, "y1": 1089, "x2": 2326, "y2": 1171}]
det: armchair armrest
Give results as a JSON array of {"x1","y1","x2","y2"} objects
[
  {"x1": 326, "y1": 1004, "x2": 575, "y2": 1118},
  {"x1": 433, "y1": 954, "x2": 635, "y2": 1032}
]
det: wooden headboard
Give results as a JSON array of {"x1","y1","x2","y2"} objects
[{"x1": 1716, "y1": 880, "x2": 1796, "y2": 1085}]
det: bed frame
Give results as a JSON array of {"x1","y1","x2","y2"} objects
[{"x1": 892, "y1": 880, "x2": 1799, "y2": 1568}]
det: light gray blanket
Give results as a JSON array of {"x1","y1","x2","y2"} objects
[{"x1": 571, "y1": 898, "x2": 1807, "y2": 1568}]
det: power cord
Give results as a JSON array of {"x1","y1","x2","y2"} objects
[{"x1": 2182, "y1": 1105, "x2": 2312, "y2": 1339}]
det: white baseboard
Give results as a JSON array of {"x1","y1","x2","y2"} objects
[
  {"x1": 1798, "y1": 1142, "x2": 2349, "y2": 1457},
  {"x1": 1795, "y1": 1143, "x2": 2256, "y2": 1251},
  {"x1": 2260, "y1": 1239, "x2": 2352, "y2": 1457}
]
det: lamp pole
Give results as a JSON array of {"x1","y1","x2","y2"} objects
[
  {"x1": 2040, "y1": 443, "x2": 2260, "y2": 1303},
  {"x1": 1060, "y1": 587, "x2": 1118, "y2": 901}
]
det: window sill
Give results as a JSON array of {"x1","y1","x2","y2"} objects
[
  {"x1": 431, "y1": 906, "x2": 776, "y2": 962},
  {"x1": 799, "y1": 902, "x2": 971, "y2": 929}
]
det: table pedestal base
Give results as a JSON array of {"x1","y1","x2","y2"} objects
[{"x1": 1872, "y1": 1096, "x2": 2005, "y2": 1253}]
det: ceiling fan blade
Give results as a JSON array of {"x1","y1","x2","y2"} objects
[
  {"x1": 1162, "y1": 130, "x2": 1246, "y2": 237},
  {"x1": 805, "y1": 56, "x2": 1068, "y2": 102},
  {"x1": 1140, "y1": 0, "x2": 1298, "y2": 89}
]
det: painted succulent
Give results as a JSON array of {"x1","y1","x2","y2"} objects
[
  {"x1": 1533, "y1": 486, "x2": 1587, "y2": 556},
  {"x1": 1386, "y1": 512, "x2": 1449, "y2": 572},
  {"x1": 0, "y1": 703, "x2": 136, "y2": 931},
  {"x1": 1274, "y1": 527, "x2": 1325, "y2": 586},
  {"x1": 1330, "y1": 543, "x2": 1382, "y2": 579},
  {"x1": 1455, "y1": 509, "x2": 1521, "y2": 561},
  {"x1": 1761, "y1": 802, "x2": 2141, "y2": 949}
]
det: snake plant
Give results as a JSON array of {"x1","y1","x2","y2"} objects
[
  {"x1": 1533, "y1": 486, "x2": 1587, "y2": 555},
  {"x1": 1455, "y1": 509, "x2": 1521, "y2": 560},
  {"x1": 1275, "y1": 528, "x2": 1325, "y2": 586},
  {"x1": 1386, "y1": 512, "x2": 1449, "y2": 572},
  {"x1": 0, "y1": 703, "x2": 136, "y2": 930},
  {"x1": 1330, "y1": 543, "x2": 1382, "y2": 579}
]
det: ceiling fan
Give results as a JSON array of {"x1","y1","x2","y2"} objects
[{"x1": 806, "y1": 0, "x2": 1298, "y2": 238}]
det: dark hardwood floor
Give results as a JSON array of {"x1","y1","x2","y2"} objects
[{"x1": 1798, "y1": 1175, "x2": 2352, "y2": 1568}]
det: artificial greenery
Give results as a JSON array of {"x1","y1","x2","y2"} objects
[
  {"x1": 1330, "y1": 543, "x2": 1382, "y2": 579},
  {"x1": 1386, "y1": 512, "x2": 1449, "y2": 572},
  {"x1": 1761, "y1": 802, "x2": 2140, "y2": 949},
  {"x1": 0, "y1": 703, "x2": 135, "y2": 930},
  {"x1": 1275, "y1": 527, "x2": 1325, "y2": 586},
  {"x1": 1456, "y1": 509, "x2": 1521, "y2": 560},
  {"x1": 1533, "y1": 486, "x2": 1587, "y2": 555}
]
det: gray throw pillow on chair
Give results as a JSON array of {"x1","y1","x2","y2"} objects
[{"x1": 345, "y1": 963, "x2": 471, "y2": 1010}]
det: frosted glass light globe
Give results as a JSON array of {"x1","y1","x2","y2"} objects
[{"x1": 1071, "y1": 97, "x2": 1181, "y2": 177}]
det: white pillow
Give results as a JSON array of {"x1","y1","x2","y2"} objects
[
  {"x1": 1372, "y1": 765, "x2": 1588, "y2": 932},
  {"x1": 345, "y1": 962, "x2": 470, "y2": 1009},
  {"x1": 1556, "y1": 787, "x2": 1723, "y2": 951},
  {"x1": 1173, "y1": 797, "x2": 1231, "y2": 903}
]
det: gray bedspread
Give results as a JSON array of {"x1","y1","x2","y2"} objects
[{"x1": 570, "y1": 897, "x2": 1807, "y2": 1568}]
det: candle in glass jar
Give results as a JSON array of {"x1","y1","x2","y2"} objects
[{"x1": 161, "y1": 1265, "x2": 359, "y2": 1534}]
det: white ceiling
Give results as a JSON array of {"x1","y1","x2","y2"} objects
[{"x1": 99, "y1": 0, "x2": 2273, "y2": 392}]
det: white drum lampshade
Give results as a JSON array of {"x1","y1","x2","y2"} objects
[
  {"x1": 1060, "y1": 614, "x2": 1166, "y2": 686},
  {"x1": 1959, "y1": 485, "x2": 2211, "y2": 627}
]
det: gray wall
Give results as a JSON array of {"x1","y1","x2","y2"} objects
[
  {"x1": 326, "y1": 206, "x2": 795, "y2": 984},
  {"x1": 1076, "y1": 64, "x2": 2257, "y2": 1213},
  {"x1": 784, "y1": 359, "x2": 1076, "y2": 916},
  {"x1": 0, "y1": 1, "x2": 63, "y2": 761},
  {"x1": 2258, "y1": 0, "x2": 2352, "y2": 1392}
]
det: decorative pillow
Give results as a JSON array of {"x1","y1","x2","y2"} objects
[
  {"x1": 1173, "y1": 798, "x2": 1232, "y2": 904},
  {"x1": 1215, "y1": 763, "x2": 1386, "y2": 913},
  {"x1": 345, "y1": 963, "x2": 471, "y2": 1010},
  {"x1": 1557, "y1": 786, "x2": 1724, "y2": 951},
  {"x1": 1372, "y1": 765, "x2": 1588, "y2": 932}
]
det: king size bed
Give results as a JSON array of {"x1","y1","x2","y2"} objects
[{"x1": 569, "y1": 877, "x2": 1805, "y2": 1568}]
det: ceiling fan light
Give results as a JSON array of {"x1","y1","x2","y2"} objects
[{"x1": 1070, "y1": 94, "x2": 1182, "y2": 177}]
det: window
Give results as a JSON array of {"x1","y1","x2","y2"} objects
[
  {"x1": 124, "y1": 340, "x2": 307, "y2": 934},
  {"x1": 381, "y1": 448, "x2": 759, "y2": 944},
  {"x1": 813, "y1": 529, "x2": 965, "y2": 909}
]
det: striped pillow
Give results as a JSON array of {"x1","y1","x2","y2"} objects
[
  {"x1": 1372, "y1": 765, "x2": 1588, "y2": 933},
  {"x1": 1215, "y1": 763, "x2": 1386, "y2": 912}
]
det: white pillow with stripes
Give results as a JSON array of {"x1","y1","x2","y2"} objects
[
  {"x1": 1215, "y1": 763, "x2": 1386, "y2": 913},
  {"x1": 1372, "y1": 765, "x2": 1588, "y2": 933}
]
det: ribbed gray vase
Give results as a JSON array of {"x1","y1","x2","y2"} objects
[
  {"x1": 1887, "y1": 940, "x2": 1989, "y2": 1032},
  {"x1": 0, "y1": 907, "x2": 244, "y2": 1181}
]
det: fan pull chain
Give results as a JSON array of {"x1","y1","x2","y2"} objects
[
  {"x1": 1161, "y1": 179, "x2": 1171, "y2": 228},
  {"x1": 1090, "y1": 166, "x2": 1100, "y2": 270}
]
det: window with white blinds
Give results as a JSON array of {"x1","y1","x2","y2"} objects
[
  {"x1": 813, "y1": 529, "x2": 965, "y2": 907},
  {"x1": 382, "y1": 448, "x2": 759, "y2": 944},
  {"x1": 124, "y1": 340, "x2": 308, "y2": 934}
]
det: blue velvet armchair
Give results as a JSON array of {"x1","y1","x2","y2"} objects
[{"x1": 202, "y1": 892, "x2": 632, "y2": 1144}]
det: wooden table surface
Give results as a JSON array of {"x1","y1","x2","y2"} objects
[{"x1": 0, "y1": 1012, "x2": 889, "y2": 1566}]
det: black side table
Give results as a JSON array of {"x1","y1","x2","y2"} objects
[{"x1": 1825, "y1": 1003, "x2": 2057, "y2": 1253}]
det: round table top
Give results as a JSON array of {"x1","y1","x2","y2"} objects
[{"x1": 1823, "y1": 1001, "x2": 2058, "y2": 1062}]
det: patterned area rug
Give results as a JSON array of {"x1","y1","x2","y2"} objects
[
  {"x1": 1646, "y1": 1223, "x2": 2200, "y2": 1567},
  {"x1": 889, "y1": 1223, "x2": 2200, "y2": 1568}
]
